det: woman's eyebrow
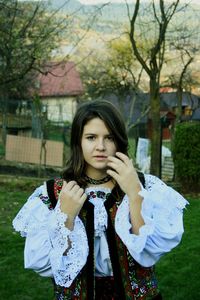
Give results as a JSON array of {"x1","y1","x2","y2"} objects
[{"x1": 83, "y1": 133, "x2": 112, "y2": 136}]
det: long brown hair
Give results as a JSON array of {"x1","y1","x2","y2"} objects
[{"x1": 62, "y1": 100, "x2": 128, "y2": 186}]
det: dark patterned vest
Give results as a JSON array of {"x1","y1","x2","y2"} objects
[{"x1": 43, "y1": 174, "x2": 162, "y2": 300}]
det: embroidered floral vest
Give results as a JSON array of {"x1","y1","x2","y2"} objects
[{"x1": 43, "y1": 176, "x2": 161, "y2": 300}]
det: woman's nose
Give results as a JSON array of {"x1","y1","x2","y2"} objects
[{"x1": 96, "y1": 139, "x2": 105, "y2": 150}]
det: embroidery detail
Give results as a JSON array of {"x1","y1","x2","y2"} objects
[
  {"x1": 39, "y1": 194, "x2": 53, "y2": 210},
  {"x1": 54, "y1": 177, "x2": 63, "y2": 200},
  {"x1": 47, "y1": 177, "x2": 161, "y2": 299},
  {"x1": 88, "y1": 190, "x2": 111, "y2": 200},
  {"x1": 127, "y1": 252, "x2": 158, "y2": 299}
]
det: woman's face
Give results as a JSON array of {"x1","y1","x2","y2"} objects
[{"x1": 81, "y1": 117, "x2": 117, "y2": 178}]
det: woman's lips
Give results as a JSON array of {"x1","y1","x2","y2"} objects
[{"x1": 94, "y1": 156, "x2": 107, "y2": 160}]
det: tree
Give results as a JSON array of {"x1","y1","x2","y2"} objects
[
  {"x1": 167, "y1": 50, "x2": 193, "y2": 123},
  {"x1": 164, "y1": 31, "x2": 200, "y2": 124},
  {"x1": 126, "y1": 0, "x2": 196, "y2": 177},
  {"x1": 0, "y1": 1, "x2": 64, "y2": 88},
  {"x1": 80, "y1": 36, "x2": 149, "y2": 132},
  {"x1": 0, "y1": 0, "x2": 68, "y2": 144}
]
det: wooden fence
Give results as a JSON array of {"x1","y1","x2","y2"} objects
[{"x1": 5, "y1": 135, "x2": 64, "y2": 167}]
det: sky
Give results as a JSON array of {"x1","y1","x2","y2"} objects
[
  {"x1": 79, "y1": 0, "x2": 136, "y2": 3},
  {"x1": 19, "y1": 0, "x2": 200, "y2": 5},
  {"x1": 79, "y1": 0, "x2": 199, "y2": 4},
  {"x1": 19, "y1": 0, "x2": 200, "y2": 4}
]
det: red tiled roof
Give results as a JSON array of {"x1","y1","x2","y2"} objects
[
  {"x1": 159, "y1": 87, "x2": 175, "y2": 93},
  {"x1": 37, "y1": 61, "x2": 83, "y2": 97}
]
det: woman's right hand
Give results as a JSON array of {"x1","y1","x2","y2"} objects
[{"x1": 59, "y1": 181, "x2": 87, "y2": 229}]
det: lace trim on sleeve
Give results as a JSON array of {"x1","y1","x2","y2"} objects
[
  {"x1": 115, "y1": 174, "x2": 188, "y2": 255},
  {"x1": 115, "y1": 195, "x2": 155, "y2": 253},
  {"x1": 12, "y1": 186, "x2": 44, "y2": 237},
  {"x1": 49, "y1": 201, "x2": 89, "y2": 287}
]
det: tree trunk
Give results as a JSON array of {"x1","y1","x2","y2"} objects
[
  {"x1": 176, "y1": 88, "x2": 182, "y2": 124},
  {"x1": 1, "y1": 92, "x2": 8, "y2": 148},
  {"x1": 31, "y1": 100, "x2": 42, "y2": 139},
  {"x1": 149, "y1": 78, "x2": 161, "y2": 177},
  {"x1": 118, "y1": 93, "x2": 126, "y2": 119}
]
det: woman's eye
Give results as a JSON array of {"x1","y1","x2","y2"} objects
[
  {"x1": 87, "y1": 136, "x2": 95, "y2": 140},
  {"x1": 106, "y1": 135, "x2": 114, "y2": 141}
]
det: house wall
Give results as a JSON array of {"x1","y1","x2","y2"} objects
[
  {"x1": 162, "y1": 127, "x2": 171, "y2": 140},
  {"x1": 42, "y1": 97, "x2": 77, "y2": 123}
]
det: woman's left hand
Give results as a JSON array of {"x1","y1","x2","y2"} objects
[{"x1": 107, "y1": 152, "x2": 141, "y2": 196}]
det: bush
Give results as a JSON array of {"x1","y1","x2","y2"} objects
[{"x1": 172, "y1": 121, "x2": 200, "y2": 191}]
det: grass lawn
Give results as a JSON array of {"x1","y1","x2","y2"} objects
[
  {"x1": 0, "y1": 176, "x2": 199, "y2": 299},
  {"x1": 0, "y1": 177, "x2": 54, "y2": 300},
  {"x1": 156, "y1": 193, "x2": 200, "y2": 299}
]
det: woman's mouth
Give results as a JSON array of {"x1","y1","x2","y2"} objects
[{"x1": 94, "y1": 156, "x2": 107, "y2": 160}]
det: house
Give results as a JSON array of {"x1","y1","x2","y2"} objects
[
  {"x1": 148, "y1": 91, "x2": 200, "y2": 139},
  {"x1": 0, "y1": 61, "x2": 83, "y2": 149},
  {"x1": 105, "y1": 91, "x2": 200, "y2": 140},
  {"x1": 160, "y1": 91, "x2": 200, "y2": 120},
  {"x1": 192, "y1": 107, "x2": 200, "y2": 121},
  {"x1": 36, "y1": 61, "x2": 84, "y2": 123}
]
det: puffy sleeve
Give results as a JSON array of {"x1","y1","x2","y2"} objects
[
  {"x1": 12, "y1": 183, "x2": 89, "y2": 287},
  {"x1": 115, "y1": 174, "x2": 189, "y2": 267}
]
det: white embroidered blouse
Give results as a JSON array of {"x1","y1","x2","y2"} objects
[{"x1": 12, "y1": 174, "x2": 188, "y2": 288}]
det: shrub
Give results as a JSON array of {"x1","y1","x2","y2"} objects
[{"x1": 172, "y1": 121, "x2": 200, "y2": 191}]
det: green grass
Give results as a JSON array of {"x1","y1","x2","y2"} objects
[
  {"x1": 156, "y1": 195, "x2": 200, "y2": 299},
  {"x1": 0, "y1": 177, "x2": 54, "y2": 300},
  {"x1": 0, "y1": 177, "x2": 199, "y2": 299},
  {"x1": 128, "y1": 137, "x2": 136, "y2": 161},
  {"x1": 46, "y1": 123, "x2": 71, "y2": 145}
]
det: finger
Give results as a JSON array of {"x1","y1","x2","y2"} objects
[
  {"x1": 60, "y1": 181, "x2": 67, "y2": 194},
  {"x1": 115, "y1": 152, "x2": 131, "y2": 165},
  {"x1": 107, "y1": 155, "x2": 124, "y2": 167},
  {"x1": 80, "y1": 193, "x2": 87, "y2": 203},
  {"x1": 76, "y1": 187, "x2": 85, "y2": 198},
  {"x1": 62, "y1": 180, "x2": 67, "y2": 188},
  {"x1": 106, "y1": 169, "x2": 120, "y2": 183},
  {"x1": 71, "y1": 184, "x2": 81, "y2": 194},
  {"x1": 64, "y1": 181, "x2": 77, "y2": 190},
  {"x1": 107, "y1": 162, "x2": 121, "y2": 173},
  {"x1": 67, "y1": 180, "x2": 77, "y2": 186}
]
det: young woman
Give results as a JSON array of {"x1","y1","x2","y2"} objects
[{"x1": 13, "y1": 100, "x2": 188, "y2": 300}]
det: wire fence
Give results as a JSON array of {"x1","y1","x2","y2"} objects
[{"x1": 0, "y1": 98, "x2": 71, "y2": 169}]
